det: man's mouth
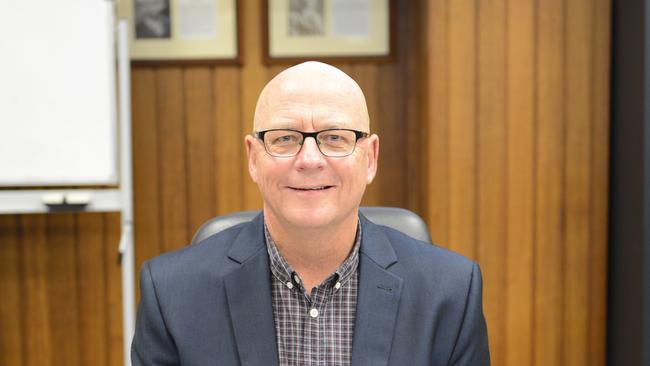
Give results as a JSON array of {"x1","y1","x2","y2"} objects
[{"x1": 289, "y1": 185, "x2": 334, "y2": 191}]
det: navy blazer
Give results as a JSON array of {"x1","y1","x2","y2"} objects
[{"x1": 132, "y1": 213, "x2": 490, "y2": 365}]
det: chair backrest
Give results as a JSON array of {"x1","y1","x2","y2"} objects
[{"x1": 191, "y1": 206, "x2": 432, "y2": 245}]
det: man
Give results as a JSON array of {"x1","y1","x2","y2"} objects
[{"x1": 132, "y1": 61, "x2": 490, "y2": 365}]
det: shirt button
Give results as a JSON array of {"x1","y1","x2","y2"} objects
[
  {"x1": 309, "y1": 308, "x2": 319, "y2": 318},
  {"x1": 286, "y1": 282, "x2": 293, "y2": 289},
  {"x1": 334, "y1": 282, "x2": 341, "y2": 289},
  {"x1": 293, "y1": 275, "x2": 301, "y2": 284}
]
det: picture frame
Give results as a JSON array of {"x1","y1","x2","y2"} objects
[
  {"x1": 117, "y1": 0, "x2": 241, "y2": 65},
  {"x1": 263, "y1": 0, "x2": 394, "y2": 64}
]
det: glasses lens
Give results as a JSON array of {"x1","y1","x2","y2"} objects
[
  {"x1": 263, "y1": 130, "x2": 303, "y2": 156},
  {"x1": 317, "y1": 130, "x2": 357, "y2": 157}
]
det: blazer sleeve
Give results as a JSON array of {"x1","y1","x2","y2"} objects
[
  {"x1": 448, "y1": 263, "x2": 491, "y2": 366},
  {"x1": 131, "y1": 261, "x2": 180, "y2": 366}
]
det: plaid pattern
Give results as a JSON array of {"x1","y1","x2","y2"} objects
[{"x1": 265, "y1": 224, "x2": 360, "y2": 366}]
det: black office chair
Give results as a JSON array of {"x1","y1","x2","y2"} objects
[{"x1": 191, "y1": 206, "x2": 432, "y2": 245}]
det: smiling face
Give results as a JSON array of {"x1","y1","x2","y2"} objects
[{"x1": 245, "y1": 62, "x2": 379, "y2": 230}]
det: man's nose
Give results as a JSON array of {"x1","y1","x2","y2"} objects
[{"x1": 295, "y1": 137, "x2": 326, "y2": 169}]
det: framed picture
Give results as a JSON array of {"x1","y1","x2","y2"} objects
[
  {"x1": 263, "y1": 0, "x2": 394, "y2": 63},
  {"x1": 117, "y1": 0, "x2": 240, "y2": 65}
]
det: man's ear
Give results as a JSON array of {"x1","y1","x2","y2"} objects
[
  {"x1": 365, "y1": 134, "x2": 379, "y2": 184},
  {"x1": 245, "y1": 135, "x2": 259, "y2": 183}
]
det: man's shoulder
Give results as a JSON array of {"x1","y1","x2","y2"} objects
[{"x1": 143, "y1": 221, "x2": 251, "y2": 280}]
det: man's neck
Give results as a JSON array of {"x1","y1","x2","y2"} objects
[{"x1": 264, "y1": 211, "x2": 359, "y2": 291}]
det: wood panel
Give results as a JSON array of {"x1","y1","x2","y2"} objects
[
  {"x1": 423, "y1": 0, "x2": 451, "y2": 245},
  {"x1": 132, "y1": 68, "x2": 161, "y2": 280},
  {"x1": 563, "y1": 0, "x2": 592, "y2": 364},
  {"x1": 589, "y1": 1, "x2": 611, "y2": 365},
  {"x1": 214, "y1": 67, "x2": 245, "y2": 215},
  {"x1": 76, "y1": 213, "x2": 108, "y2": 366},
  {"x1": 534, "y1": 0, "x2": 566, "y2": 363},
  {"x1": 0, "y1": 212, "x2": 124, "y2": 365},
  {"x1": 504, "y1": 0, "x2": 536, "y2": 364},
  {"x1": 0, "y1": 215, "x2": 23, "y2": 366},
  {"x1": 447, "y1": 0, "x2": 478, "y2": 259},
  {"x1": 422, "y1": 0, "x2": 611, "y2": 365},
  {"x1": 46, "y1": 213, "x2": 80, "y2": 365},
  {"x1": 185, "y1": 68, "x2": 216, "y2": 236},
  {"x1": 157, "y1": 68, "x2": 189, "y2": 252},
  {"x1": 19, "y1": 215, "x2": 50, "y2": 366},
  {"x1": 477, "y1": 0, "x2": 507, "y2": 365},
  {"x1": 104, "y1": 213, "x2": 122, "y2": 366}
]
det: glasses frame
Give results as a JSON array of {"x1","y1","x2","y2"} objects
[{"x1": 254, "y1": 128, "x2": 369, "y2": 158}]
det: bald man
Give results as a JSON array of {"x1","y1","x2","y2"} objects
[{"x1": 132, "y1": 62, "x2": 490, "y2": 365}]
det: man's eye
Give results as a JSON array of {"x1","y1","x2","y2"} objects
[
  {"x1": 322, "y1": 134, "x2": 346, "y2": 143},
  {"x1": 272, "y1": 135, "x2": 298, "y2": 144}
]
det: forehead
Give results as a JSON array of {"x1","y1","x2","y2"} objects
[{"x1": 257, "y1": 78, "x2": 368, "y2": 131}]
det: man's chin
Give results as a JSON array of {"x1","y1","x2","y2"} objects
[{"x1": 277, "y1": 206, "x2": 346, "y2": 229}]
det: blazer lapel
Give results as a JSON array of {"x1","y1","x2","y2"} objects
[
  {"x1": 223, "y1": 215, "x2": 279, "y2": 366},
  {"x1": 351, "y1": 215, "x2": 404, "y2": 366}
]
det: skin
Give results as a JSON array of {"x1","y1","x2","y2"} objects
[{"x1": 245, "y1": 61, "x2": 379, "y2": 292}]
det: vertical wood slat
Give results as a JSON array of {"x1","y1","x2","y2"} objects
[
  {"x1": 0, "y1": 215, "x2": 23, "y2": 366},
  {"x1": 476, "y1": 0, "x2": 507, "y2": 365},
  {"x1": 45, "y1": 213, "x2": 80, "y2": 366},
  {"x1": 424, "y1": 0, "x2": 450, "y2": 247},
  {"x1": 403, "y1": 0, "x2": 422, "y2": 215},
  {"x1": 589, "y1": 0, "x2": 612, "y2": 364},
  {"x1": 377, "y1": 62, "x2": 404, "y2": 207},
  {"x1": 352, "y1": 65, "x2": 381, "y2": 206},
  {"x1": 104, "y1": 213, "x2": 122, "y2": 366},
  {"x1": 448, "y1": 0, "x2": 477, "y2": 259},
  {"x1": 132, "y1": 68, "x2": 162, "y2": 281},
  {"x1": 185, "y1": 67, "x2": 216, "y2": 235},
  {"x1": 214, "y1": 67, "x2": 245, "y2": 216},
  {"x1": 20, "y1": 215, "x2": 52, "y2": 366},
  {"x1": 505, "y1": 0, "x2": 536, "y2": 365},
  {"x1": 157, "y1": 68, "x2": 189, "y2": 250},
  {"x1": 76, "y1": 213, "x2": 107, "y2": 366},
  {"x1": 240, "y1": 0, "x2": 266, "y2": 210},
  {"x1": 534, "y1": 0, "x2": 565, "y2": 364},
  {"x1": 563, "y1": 0, "x2": 592, "y2": 364}
]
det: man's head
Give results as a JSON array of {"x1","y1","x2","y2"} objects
[{"x1": 245, "y1": 61, "x2": 379, "y2": 230}]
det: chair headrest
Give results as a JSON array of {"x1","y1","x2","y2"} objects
[{"x1": 191, "y1": 206, "x2": 432, "y2": 245}]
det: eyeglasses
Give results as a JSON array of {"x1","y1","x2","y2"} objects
[{"x1": 254, "y1": 128, "x2": 369, "y2": 158}]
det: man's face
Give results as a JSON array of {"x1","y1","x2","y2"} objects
[{"x1": 245, "y1": 73, "x2": 378, "y2": 230}]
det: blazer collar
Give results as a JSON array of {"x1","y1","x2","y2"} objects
[
  {"x1": 224, "y1": 212, "x2": 403, "y2": 366},
  {"x1": 226, "y1": 213, "x2": 265, "y2": 263},
  {"x1": 224, "y1": 213, "x2": 279, "y2": 366},
  {"x1": 358, "y1": 213, "x2": 399, "y2": 269},
  {"x1": 352, "y1": 213, "x2": 403, "y2": 366}
]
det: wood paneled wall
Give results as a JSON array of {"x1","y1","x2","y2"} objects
[
  {"x1": 0, "y1": 0, "x2": 611, "y2": 365},
  {"x1": 0, "y1": 213, "x2": 123, "y2": 366},
  {"x1": 422, "y1": 0, "x2": 611, "y2": 365}
]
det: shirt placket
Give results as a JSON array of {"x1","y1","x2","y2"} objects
[{"x1": 303, "y1": 281, "x2": 331, "y2": 366}]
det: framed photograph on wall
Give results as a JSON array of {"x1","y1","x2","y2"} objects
[
  {"x1": 118, "y1": 0, "x2": 240, "y2": 65},
  {"x1": 263, "y1": 0, "x2": 394, "y2": 63}
]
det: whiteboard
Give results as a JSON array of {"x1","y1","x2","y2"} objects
[{"x1": 0, "y1": 0, "x2": 118, "y2": 186}]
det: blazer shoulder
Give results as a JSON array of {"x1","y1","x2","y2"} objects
[
  {"x1": 376, "y1": 224, "x2": 477, "y2": 280},
  {"x1": 380, "y1": 224, "x2": 474, "y2": 262},
  {"x1": 144, "y1": 221, "x2": 250, "y2": 281}
]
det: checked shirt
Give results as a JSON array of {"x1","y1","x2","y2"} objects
[{"x1": 264, "y1": 224, "x2": 361, "y2": 366}]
